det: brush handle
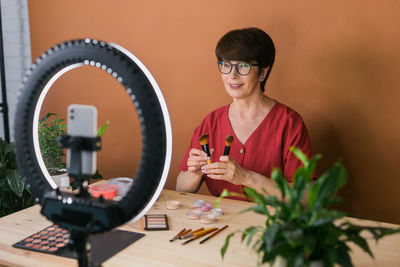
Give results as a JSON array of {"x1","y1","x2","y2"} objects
[
  {"x1": 201, "y1": 144, "x2": 211, "y2": 157},
  {"x1": 223, "y1": 146, "x2": 230, "y2": 156},
  {"x1": 201, "y1": 144, "x2": 212, "y2": 163},
  {"x1": 170, "y1": 228, "x2": 186, "y2": 242},
  {"x1": 182, "y1": 227, "x2": 218, "y2": 245},
  {"x1": 199, "y1": 225, "x2": 228, "y2": 244}
]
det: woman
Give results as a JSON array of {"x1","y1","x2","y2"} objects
[{"x1": 176, "y1": 27, "x2": 313, "y2": 200}]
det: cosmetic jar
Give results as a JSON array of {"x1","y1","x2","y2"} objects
[
  {"x1": 91, "y1": 184, "x2": 118, "y2": 200},
  {"x1": 113, "y1": 195, "x2": 122, "y2": 201},
  {"x1": 200, "y1": 214, "x2": 216, "y2": 224},
  {"x1": 186, "y1": 209, "x2": 202, "y2": 220},
  {"x1": 201, "y1": 203, "x2": 212, "y2": 212},
  {"x1": 166, "y1": 200, "x2": 181, "y2": 210},
  {"x1": 108, "y1": 177, "x2": 133, "y2": 196},
  {"x1": 211, "y1": 208, "x2": 223, "y2": 217},
  {"x1": 193, "y1": 199, "x2": 204, "y2": 208}
]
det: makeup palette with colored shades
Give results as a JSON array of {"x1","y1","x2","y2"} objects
[
  {"x1": 13, "y1": 224, "x2": 145, "y2": 265},
  {"x1": 144, "y1": 214, "x2": 169, "y2": 231},
  {"x1": 13, "y1": 224, "x2": 70, "y2": 254}
]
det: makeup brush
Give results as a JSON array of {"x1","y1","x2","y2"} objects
[
  {"x1": 199, "y1": 134, "x2": 212, "y2": 164},
  {"x1": 169, "y1": 228, "x2": 186, "y2": 242},
  {"x1": 223, "y1": 135, "x2": 234, "y2": 156},
  {"x1": 199, "y1": 225, "x2": 228, "y2": 244},
  {"x1": 182, "y1": 227, "x2": 218, "y2": 245}
]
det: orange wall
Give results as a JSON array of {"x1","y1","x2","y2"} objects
[{"x1": 27, "y1": 0, "x2": 400, "y2": 223}]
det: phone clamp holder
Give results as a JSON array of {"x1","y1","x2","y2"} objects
[
  {"x1": 58, "y1": 134, "x2": 101, "y2": 196},
  {"x1": 40, "y1": 134, "x2": 108, "y2": 267}
]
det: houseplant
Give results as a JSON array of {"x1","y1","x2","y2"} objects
[
  {"x1": 218, "y1": 147, "x2": 400, "y2": 267},
  {"x1": 0, "y1": 138, "x2": 35, "y2": 217},
  {"x1": 38, "y1": 113, "x2": 67, "y2": 175}
]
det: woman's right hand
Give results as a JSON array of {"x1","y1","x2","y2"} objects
[{"x1": 187, "y1": 148, "x2": 213, "y2": 174}]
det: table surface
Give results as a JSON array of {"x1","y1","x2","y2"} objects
[{"x1": 1, "y1": 189, "x2": 400, "y2": 266}]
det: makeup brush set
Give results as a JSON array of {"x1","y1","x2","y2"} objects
[
  {"x1": 169, "y1": 225, "x2": 229, "y2": 245},
  {"x1": 199, "y1": 134, "x2": 234, "y2": 161}
]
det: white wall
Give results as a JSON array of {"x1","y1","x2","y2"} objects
[{"x1": 0, "y1": 0, "x2": 31, "y2": 141}]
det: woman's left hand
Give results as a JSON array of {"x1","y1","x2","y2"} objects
[{"x1": 201, "y1": 155, "x2": 249, "y2": 185}]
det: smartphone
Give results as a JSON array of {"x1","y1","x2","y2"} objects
[{"x1": 67, "y1": 104, "x2": 97, "y2": 175}]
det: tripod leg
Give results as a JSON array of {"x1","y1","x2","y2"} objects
[{"x1": 70, "y1": 230, "x2": 92, "y2": 267}]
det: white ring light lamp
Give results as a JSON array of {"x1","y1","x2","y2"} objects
[{"x1": 14, "y1": 39, "x2": 172, "y2": 233}]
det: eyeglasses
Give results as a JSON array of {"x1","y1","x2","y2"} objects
[{"x1": 217, "y1": 61, "x2": 259, "y2": 76}]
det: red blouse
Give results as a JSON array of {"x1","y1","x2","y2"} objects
[{"x1": 179, "y1": 101, "x2": 313, "y2": 200}]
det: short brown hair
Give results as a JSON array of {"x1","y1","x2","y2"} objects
[{"x1": 215, "y1": 27, "x2": 275, "y2": 92}]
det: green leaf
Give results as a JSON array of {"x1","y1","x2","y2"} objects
[
  {"x1": 264, "y1": 224, "x2": 279, "y2": 252},
  {"x1": 366, "y1": 226, "x2": 400, "y2": 240},
  {"x1": 215, "y1": 189, "x2": 244, "y2": 207},
  {"x1": 221, "y1": 232, "x2": 235, "y2": 259},
  {"x1": 239, "y1": 204, "x2": 270, "y2": 217},
  {"x1": 261, "y1": 240, "x2": 290, "y2": 263},
  {"x1": 334, "y1": 242, "x2": 353, "y2": 267},
  {"x1": 290, "y1": 146, "x2": 309, "y2": 166},
  {"x1": 90, "y1": 169, "x2": 103, "y2": 180},
  {"x1": 4, "y1": 143, "x2": 14, "y2": 155},
  {"x1": 282, "y1": 228, "x2": 304, "y2": 247},
  {"x1": 6, "y1": 169, "x2": 25, "y2": 197},
  {"x1": 245, "y1": 227, "x2": 259, "y2": 247},
  {"x1": 39, "y1": 112, "x2": 56, "y2": 123},
  {"x1": 291, "y1": 168, "x2": 308, "y2": 205},
  {"x1": 310, "y1": 162, "x2": 347, "y2": 210},
  {"x1": 286, "y1": 250, "x2": 304, "y2": 267},
  {"x1": 307, "y1": 172, "x2": 327, "y2": 209},
  {"x1": 97, "y1": 120, "x2": 110, "y2": 137},
  {"x1": 348, "y1": 234, "x2": 373, "y2": 258},
  {"x1": 310, "y1": 209, "x2": 346, "y2": 227},
  {"x1": 271, "y1": 168, "x2": 293, "y2": 202},
  {"x1": 243, "y1": 187, "x2": 267, "y2": 206}
]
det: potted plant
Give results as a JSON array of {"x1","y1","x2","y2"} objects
[
  {"x1": 218, "y1": 147, "x2": 400, "y2": 267},
  {"x1": 38, "y1": 113, "x2": 68, "y2": 187},
  {"x1": 0, "y1": 138, "x2": 35, "y2": 217},
  {"x1": 38, "y1": 113, "x2": 109, "y2": 187}
]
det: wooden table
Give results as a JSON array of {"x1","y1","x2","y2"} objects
[{"x1": 1, "y1": 189, "x2": 400, "y2": 266}]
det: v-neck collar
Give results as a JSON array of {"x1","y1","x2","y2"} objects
[{"x1": 225, "y1": 101, "x2": 278, "y2": 146}]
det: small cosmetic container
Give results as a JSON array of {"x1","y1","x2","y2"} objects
[
  {"x1": 108, "y1": 177, "x2": 133, "y2": 196},
  {"x1": 200, "y1": 214, "x2": 216, "y2": 224},
  {"x1": 166, "y1": 200, "x2": 181, "y2": 210},
  {"x1": 211, "y1": 208, "x2": 223, "y2": 217},
  {"x1": 201, "y1": 203, "x2": 212, "y2": 212},
  {"x1": 186, "y1": 209, "x2": 202, "y2": 220},
  {"x1": 91, "y1": 184, "x2": 118, "y2": 199},
  {"x1": 193, "y1": 199, "x2": 204, "y2": 207}
]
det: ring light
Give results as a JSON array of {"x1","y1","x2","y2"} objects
[{"x1": 14, "y1": 38, "x2": 172, "y2": 232}]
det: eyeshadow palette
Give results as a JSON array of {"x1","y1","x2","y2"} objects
[
  {"x1": 144, "y1": 214, "x2": 169, "y2": 231},
  {"x1": 13, "y1": 224, "x2": 145, "y2": 265},
  {"x1": 13, "y1": 224, "x2": 69, "y2": 254}
]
